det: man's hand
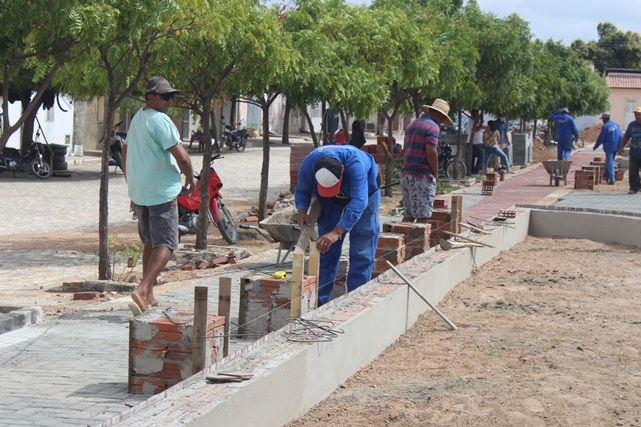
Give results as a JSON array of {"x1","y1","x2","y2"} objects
[
  {"x1": 316, "y1": 229, "x2": 342, "y2": 254},
  {"x1": 184, "y1": 177, "x2": 197, "y2": 195},
  {"x1": 298, "y1": 209, "x2": 311, "y2": 228}
]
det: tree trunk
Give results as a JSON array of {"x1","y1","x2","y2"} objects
[
  {"x1": 282, "y1": 99, "x2": 291, "y2": 144},
  {"x1": 98, "y1": 96, "x2": 113, "y2": 280},
  {"x1": 20, "y1": 95, "x2": 38, "y2": 152},
  {"x1": 195, "y1": 100, "x2": 213, "y2": 249},
  {"x1": 454, "y1": 110, "x2": 463, "y2": 179},
  {"x1": 339, "y1": 111, "x2": 349, "y2": 144},
  {"x1": 302, "y1": 109, "x2": 318, "y2": 147},
  {"x1": 385, "y1": 114, "x2": 395, "y2": 197},
  {"x1": 258, "y1": 100, "x2": 271, "y2": 221}
]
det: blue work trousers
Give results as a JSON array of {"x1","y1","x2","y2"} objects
[
  {"x1": 483, "y1": 146, "x2": 510, "y2": 174},
  {"x1": 316, "y1": 192, "x2": 380, "y2": 306},
  {"x1": 604, "y1": 151, "x2": 616, "y2": 183},
  {"x1": 557, "y1": 141, "x2": 572, "y2": 161}
]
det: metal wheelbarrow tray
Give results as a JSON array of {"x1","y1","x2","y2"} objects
[
  {"x1": 542, "y1": 160, "x2": 572, "y2": 187},
  {"x1": 240, "y1": 206, "x2": 318, "y2": 265}
]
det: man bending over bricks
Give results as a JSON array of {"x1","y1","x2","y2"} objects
[{"x1": 295, "y1": 145, "x2": 380, "y2": 306}]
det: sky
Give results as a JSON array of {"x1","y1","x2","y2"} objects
[{"x1": 474, "y1": 0, "x2": 641, "y2": 45}]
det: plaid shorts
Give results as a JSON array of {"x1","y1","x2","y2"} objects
[{"x1": 400, "y1": 174, "x2": 436, "y2": 219}]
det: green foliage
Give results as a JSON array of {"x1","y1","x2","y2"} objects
[
  {"x1": 571, "y1": 22, "x2": 641, "y2": 73},
  {"x1": 108, "y1": 233, "x2": 143, "y2": 282}
]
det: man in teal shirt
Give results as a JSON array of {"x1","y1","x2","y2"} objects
[{"x1": 123, "y1": 76, "x2": 196, "y2": 312}]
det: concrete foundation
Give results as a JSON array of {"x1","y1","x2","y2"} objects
[{"x1": 105, "y1": 208, "x2": 639, "y2": 426}]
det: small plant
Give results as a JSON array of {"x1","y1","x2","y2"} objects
[{"x1": 108, "y1": 233, "x2": 142, "y2": 282}]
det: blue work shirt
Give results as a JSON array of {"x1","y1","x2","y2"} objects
[
  {"x1": 624, "y1": 120, "x2": 641, "y2": 159},
  {"x1": 551, "y1": 112, "x2": 579, "y2": 144},
  {"x1": 594, "y1": 121, "x2": 622, "y2": 153},
  {"x1": 295, "y1": 145, "x2": 379, "y2": 232}
]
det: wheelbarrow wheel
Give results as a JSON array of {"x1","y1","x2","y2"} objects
[
  {"x1": 554, "y1": 168, "x2": 561, "y2": 187},
  {"x1": 213, "y1": 203, "x2": 237, "y2": 244}
]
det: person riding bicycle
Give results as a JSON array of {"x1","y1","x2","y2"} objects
[{"x1": 550, "y1": 107, "x2": 579, "y2": 161}]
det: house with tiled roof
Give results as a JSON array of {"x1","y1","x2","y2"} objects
[{"x1": 604, "y1": 68, "x2": 641, "y2": 128}]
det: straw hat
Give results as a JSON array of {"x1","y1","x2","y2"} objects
[{"x1": 421, "y1": 99, "x2": 454, "y2": 126}]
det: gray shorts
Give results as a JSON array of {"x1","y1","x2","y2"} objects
[
  {"x1": 400, "y1": 174, "x2": 436, "y2": 219},
  {"x1": 137, "y1": 199, "x2": 179, "y2": 251}
]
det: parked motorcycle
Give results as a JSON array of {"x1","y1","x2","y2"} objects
[
  {"x1": 100, "y1": 121, "x2": 126, "y2": 172},
  {"x1": 437, "y1": 141, "x2": 467, "y2": 179},
  {"x1": 0, "y1": 131, "x2": 52, "y2": 179},
  {"x1": 220, "y1": 116, "x2": 248, "y2": 152},
  {"x1": 176, "y1": 154, "x2": 237, "y2": 244}
]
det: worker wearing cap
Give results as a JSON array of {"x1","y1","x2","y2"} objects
[
  {"x1": 550, "y1": 107, "x2": 579, "y2": 160},
  {"x1": 123, "y1": 76, "x2": 196, "y2": 312},
  {"x1": 295, "y1": 145, "x2": 381, "y2": 306},
  {"x1": 593, "y1": 113, "x2": 622, "y2": 185},
  {"x1": 619, "y1": 106, "x2": 641, "y2": 194}
]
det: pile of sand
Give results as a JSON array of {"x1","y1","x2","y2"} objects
[{"x1": 581, "y1": 124, "x2": 603, "y2": 143}]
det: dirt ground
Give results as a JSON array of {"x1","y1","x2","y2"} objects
[{"x1": 289, "y1": 236, "x2": 641, "y2": 426}]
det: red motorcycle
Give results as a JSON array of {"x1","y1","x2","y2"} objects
[{"x1": 176, "y1": 154, "x2": 237, "y2": 244}]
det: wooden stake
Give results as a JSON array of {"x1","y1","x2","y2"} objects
[
  {"x1": 217, "y1": 277, "x2": 231, "y2": 358},
  {"x1": 460, "y1": 222, "x2": 491, "y2": 235},
  {"x1": 441, "y1": 230, "x2": 495, "y2": 248},
  {"x1": 450, "y1": 195, "x2": 462, "y2": 234},
  {"x1": 192, "y1": 286, "x2": 208, "y2": 374}
]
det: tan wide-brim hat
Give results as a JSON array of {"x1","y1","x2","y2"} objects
[{"x1": 421, "y1": 98, "x2": 454, "y2": 126}]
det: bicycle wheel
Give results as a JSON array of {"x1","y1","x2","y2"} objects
[
  {"x1": 573, "y1": 136, "x2": 585, "y2": 149},
  {"x1": 236, "y1": 136, "x2": 247, "y2": 152},
  {"x1": 215, "y1": 202, "x2": 237, "y2": 244},
  {"x1": 446, "y1": 159, "x2": 467, "y2": 179}
]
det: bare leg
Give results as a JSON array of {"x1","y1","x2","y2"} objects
[{"x1": 132, "y1": 243, "x2": 172, "y2": 309}]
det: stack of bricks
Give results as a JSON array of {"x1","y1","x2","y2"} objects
[
  {"x1": 289, "y1": 144, "x2": 315, "y2": 193},
  {"x1": 129, "y1": 311, "x2": 225, "y2": 395},
  {"x1": 482, "y1": 179, "x2": 494, "y2": 196},
  {"x1": 362, "y1": 142, "x2": 387, "y2": 165},
  {"x1": 373, "y1": 232, "x2": 405, "y2": 278},
  {"x1": 433, "y1": 197, "x2": 448, "y2": 210},
  {"x1": 582, "y1": 165, "x2": 603, "y2": 185},
  {"x1": 615, "y1": 167, "x2": 625, "y2": 181},
  {"x1": 238, "y1": 274, "x2": 317, "y2": 337},
  {"x1": 426, "y1": 209, "x2": 453, "y2": 246},
  {"x1": 575, "y1": 169, "x2": 596, "y2": 190},
  {"x1": 382, "y1": 221, "x2": 431, "y2": 261},
  {"x1": 486, "y1": 172, "x2": 498, "y2": 186}
]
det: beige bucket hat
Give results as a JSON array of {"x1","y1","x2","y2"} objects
[{"x1": 421, "y1": 98, "x2": 454, "y2": 126}]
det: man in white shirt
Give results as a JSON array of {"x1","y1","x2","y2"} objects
[{"x1": 466, "y1": 110, "x2": 485, "y2": 175}]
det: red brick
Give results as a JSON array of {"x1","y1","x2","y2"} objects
[{"x1": 73, "y1": 291, "x2": 101, "y2": 300}]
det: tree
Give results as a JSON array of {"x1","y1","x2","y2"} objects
[
  {"x1": 58, "y1": 0, "x2": 181, "y2": 279},
  {"x1": 159, "y1": 0, "x2": 262, "y2": 248},
  {"x1": 230, "y1": 3, "x2": 296, "y2": 221},
  {"x1": 0, "y1": 0, "x2": 95, "y2": 150},
  {"x1": 572, "y1": 23, "x2": 641, "y2": 73}
]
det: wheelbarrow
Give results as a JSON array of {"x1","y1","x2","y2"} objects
[
  {"x1": 542, "y1": 160, "x2": 572, "y2": 187},
  {"x1": 239, "y1": 206, "x2": 318, "y2": 265}
]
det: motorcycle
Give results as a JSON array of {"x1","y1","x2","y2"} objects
[
  {"x1": 100, "y1": 121, "x2": 126, "y2": 172},
  {"x1": 0, "y1": 131, "x2": 52, "y2": 179},
  {"x1": 220, "y1": 116, "x2": 248, "y2": 152},
  {"x1": 437, "y1": 141, "x2": 467, "y2": 179},
  {"x1": 176, "y1": 154, "x2": 238, "y2": 244}
]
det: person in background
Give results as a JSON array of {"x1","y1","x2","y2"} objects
[
  {"x1": 483, "y1": 120, "x2": 511, "y2": 175},
  {"x1": 619, "y1": 107, "x2": 641, "y2": 194},
  {"x1": 295, "y1": 145, "x2": 380, "y2": 306},
  {"x1": 495, "y1": 115, "x2": 511, "y2": 169},
  {"x1": 122, "y1": 76, "x2": 196, "y2": 312},
  {"x1": 550, "y1": 107, "x2": 579, "y2": 161},
  {"x1": 401, "y1": 98, "x2": 454, "y2": 223},
  {"x1": 593, "y1": 113, "x2": 622, "y2": 185},
  {"x1": 466, "y1": 110, "x2": 484, "y2": 175}
]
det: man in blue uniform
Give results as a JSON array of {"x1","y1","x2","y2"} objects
[
  {"x1": 295, "y1": 145, "x2": 380, "y2": 306},
  {"x1": 619, "y1": 107, "x2": 641, "y2": 194},
  {"x1": 593, "y1": 113, "x2": 622, "y2": 185},
  {"x1": 550, "y1": 107, "x2": 579, "y2": 160}
]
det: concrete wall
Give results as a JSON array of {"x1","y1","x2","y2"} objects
[{"x1": 529, "y1": 209, "x2": 641, "y2": 248}]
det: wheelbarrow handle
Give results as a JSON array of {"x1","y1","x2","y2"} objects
[{"x1": 239, "y1": 224, "x2": 277, "y2": 243}]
